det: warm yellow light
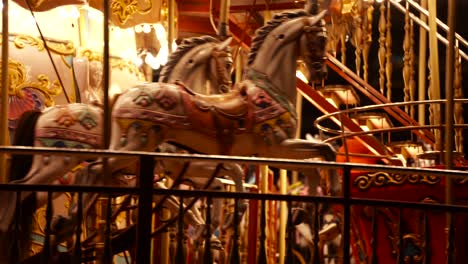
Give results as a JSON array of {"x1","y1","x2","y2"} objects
[
  {"x1": 142, "y1": 24, "x2": 152, "y2": 34},
  {"x1": 295, "y1": 70, "x2": 308, "y2": 82},
  {"x1": 154, "y1": 23, "x2": 167, "y2": 41}
]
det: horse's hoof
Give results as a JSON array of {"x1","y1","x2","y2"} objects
[
  {"x1": 319, "y1": 222, "x2": 340, "y2": 242},
  {"x1": 210, "y1": 236, "x2": 224, "y2": 251}
]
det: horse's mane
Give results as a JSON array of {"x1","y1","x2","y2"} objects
[
  {"x1": 159, "y1": 36, "x2": 220, "y2": 83},
  {"x1": 247, "y1": 10, "x2": 308, "y2": 65}
]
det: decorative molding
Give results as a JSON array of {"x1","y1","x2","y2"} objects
[{"x1": 354, "y1": 171, "x2": 440, "y2": 190}]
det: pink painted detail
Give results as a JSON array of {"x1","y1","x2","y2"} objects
[
  {"x1": 55, "y1": 108, "x2": 77, "y2": 127},
  {"x1": 113, "y1": 108, "x2": 190, "y2": 129},
  {"x1": 35, "y1": 128, "x2": 102, "y2": 148},
  {"x1": 58, "y1": 162, "x2": 89, "y2": 185}
]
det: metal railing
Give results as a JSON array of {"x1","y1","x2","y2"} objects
[{"x1": 0, "y1": 146, "x2": 467, "y2": 263}]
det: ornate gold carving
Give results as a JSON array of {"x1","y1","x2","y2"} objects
[
  {"x1": 1, "y1": 59, "x2": 61, "y2": 106},
  {"x1": 79, "y1": 48, "x2": 145, "y2": 79},
  {"x1": 378, "y1": 1, "x2": 386, "y2": 95},
  {"x1": 354, "y1": 171, "x2": 440, "y2": 190},
  {"x1": 11, "y1": 34, "x2": 75, "y2": 56},
  {"x1": 111, "y1": 0, "x2": 153, "y2": 25},
  {"x1": 385, "y1": 0, "x2": 393, "y2": 100},
  {"x1": 454, "y1": 42, "x2": 464, "y2": 153}
]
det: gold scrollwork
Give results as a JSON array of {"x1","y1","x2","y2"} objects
[
  {"x1": 111, "y1": 0, "x2": 153, "y2": 25},
  {"x1": 11, "y1": 34, "x2": 75, "y2": 56},
  {"x1": 79, "y1": 48, "x2": 145, "y2": 79},
  {"x1": 354, "y1": 171, "x2": 440, "y2": 190},
  {"x1": 2, "y1": 59, "x2": 62, "y2": 106}
]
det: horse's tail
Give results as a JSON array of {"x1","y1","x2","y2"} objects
[
  {"x1": 4, "y1": 110, "x2": 41, "y2": 262},
  {"x1": 9, "y1": 110, "x2": 41, "y2": 182}
]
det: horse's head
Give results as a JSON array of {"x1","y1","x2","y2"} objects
[
  {"x1": 160, "y1": 36, "x2": 233, "y2": 94},
  {"x1": 207, "y1": 37, "x2": 233, "y2": 93},
  {"x1": 298, "y1": 9, "x2": 328, "y2": 83}
]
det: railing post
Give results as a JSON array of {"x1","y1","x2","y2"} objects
[
  {"x1": 342, "y1": 166, "x2": 351, "y2": 264},
  {"x1": 136, "y1": 155, "x2": 155, "y2": 264}
]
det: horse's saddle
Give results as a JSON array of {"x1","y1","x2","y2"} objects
[{"x1": 177, "y1": 81, "x2": 248, "y2": 118}]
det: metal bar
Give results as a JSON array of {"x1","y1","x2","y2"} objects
[
  {"x1": 418, "y1": 0, "x2": 428, "y2": 126},
  {"x1": 257, "y1": 199, "x2": 267, "y2": 264},
  {"x1": 229, "y1": 198, "x2": 241, "y2": 263},
  {"x1": 444, "y1": 1, "x2": 457, "y2": 263},
  {"x1": 312, "y1": 202, "x2": 320, "y2": 263},
  {"x1": 41, "y1": 192, "x2": 53, "y2": 263},
  {"x1": 203, "y1": 197, "x2": 213, "y2": 264},
  {"x1": 136, "y1": 155, "x2": 155, "y2": 264},
  {"x1": 103, "y1": 194, "x2": 113, "y2": 263},
  {"x1": 397, "y1": 208, "x2": 404, "y2": 264},
  {"x1": 73, "y1": 192, "x2": 83, "y2": 264},
  {"x1": 423, "y1": 210, "x2": 430, "y2": 264},
  {"x1": 342, "y1": 167, "x2": 351, "y2": 264},
  {"x1": 175, "y1": 196, "x2": 185, "y2": 263},
  {"x1": 0, "y1": 0, "x2": 9, "y2": 183},
  {"x1": 370, "y1": 207, "x2": 378, "y2": 264},
  {"x1": 284, "y1": 200, "x2": 294, "y2": 263}
]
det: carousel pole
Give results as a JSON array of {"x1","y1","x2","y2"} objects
[
  {"x1": 427, "y1": 0, "x2": 441, "y2": 151},
  {"x1": 0, "y1": 0, "x2": 9, "y2": 183},
  {"x1": 444, "y1": 0, "x2": 456, "y2": 262},
  {"x1": 157, "y1": 1, "x2": 176, "y2": 263},
  {"x1": 99, "y1": 0, "x2": 112, "y2": 263},
  {"x1": 218, "y1": 0, "x2": 230, "y2": 39},
  {"x1": 418, "y1": 0, "x2": 428, "y2": 127},
  {"x1": 278, "y1": 169, "x2": 287, "y2": 264}
]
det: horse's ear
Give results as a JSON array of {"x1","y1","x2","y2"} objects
[
  {"x1": 217, "y1": 37, "x2": 233, "y2": 51},
  {"x1": 305, "y1": 9, "x2": 327, "y2": 25}
]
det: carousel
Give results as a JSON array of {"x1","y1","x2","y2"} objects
[{"x1": 0, "y1": 0, "x2": 466, "y2": 263}]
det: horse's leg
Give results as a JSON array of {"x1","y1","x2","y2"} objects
[
  {"x1": 0, "y1": 155, "x2": 83, "y2": 233},
  {"x1": 267, "y1": 139, "x2": 340, "y2": 195},
  {"x1": 152, "y1": 181, "x2": 208, "y2": 242}
]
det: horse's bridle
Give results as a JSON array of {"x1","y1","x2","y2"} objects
[{"x1": 211, "y1": 48, "x2": 233, "y2": 93}]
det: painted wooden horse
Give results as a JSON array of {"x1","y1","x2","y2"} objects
[
  {"x1": 100, "y1": 7, "x2": 336, "y2": 182},
  {"x1": 0, "y1": 35, "x2": 234, "y2": 261}
]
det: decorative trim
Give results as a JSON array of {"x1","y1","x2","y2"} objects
[
  {"x1": 3, "y1": 59, "x2": 61, "y2": 106},
  {"x1": 354, "y1": 172, "x2": 440, "y2": 190}
]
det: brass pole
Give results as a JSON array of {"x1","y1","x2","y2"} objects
[
  {"x1": 444, "y1": 0, "x2": 456, "y2": 262},
  {"x1": 159, "y1": 2, "x2": 176, "y2": 263},
  {"x1": 427, "y1": 0, "x2": 441, "y2": 150},
  {"x1": 168, "y1": 0, "x2": 175, "y2": 53},
  {"x1": 218, "y1": 0, "x2": 230, "y2": 38},
  {"x1": 418, "y1": 0, "x2": 427, "y2": 126},
  {"x1": 0, "y1": 0, "x2": 9, "y2": 183},
  {"x1": 278, "y1": 169, "x2": 288, "y2": 264}
]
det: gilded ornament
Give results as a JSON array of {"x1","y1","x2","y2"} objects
[
  {"x1": 12, "y1": 34, "x2": 75, "y2": 55},
  {"x1": 354, "y1": 171, "x2": 440, "y2": 190},
  {"x1": 1, "y1": 59, "x2": 61, "y2": 106},
  {"x1": 111, "y1": 0, "x2": 153, "y2": 25}
]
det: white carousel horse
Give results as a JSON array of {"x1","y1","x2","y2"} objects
[
  {"x1": 98, "y1": 7, "x2": 335, "y2": 182},
  {"x1": 0, "y1": 35, "x2": 234, "y2": 261},
  {"x1": 158, "y1": 36, "x2": 248, "y2": 229}
]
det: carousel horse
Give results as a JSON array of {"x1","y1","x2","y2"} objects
[
  {"x1": 158, "y1": 36, "x2": 248, "y2": 229},
  {"x1": 97, "y1": 6, "x2": 336, "y2": 183},
  {"x1": 0, "y1": 35, "x2": 234, "y2": 262}
]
